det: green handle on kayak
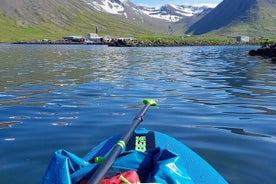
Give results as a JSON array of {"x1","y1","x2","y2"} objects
[{"x1": 87, "y1": 99, "x2": 157, "y2": 184}]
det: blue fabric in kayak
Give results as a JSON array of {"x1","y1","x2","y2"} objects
[
  {"x1": 41, "y1": 129, "x2": 228, "y2": 184},
  {"x1": 42, "y1": 148, "x2": 193, "y2": 184}
]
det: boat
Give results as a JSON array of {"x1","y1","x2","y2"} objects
[{"x1": 41, "y1": 100, "x2": 228, "y2": 184}]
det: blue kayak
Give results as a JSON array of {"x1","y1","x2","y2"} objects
[{"x1": 41, "y1": 128, "x2": 228, "y2": 184}]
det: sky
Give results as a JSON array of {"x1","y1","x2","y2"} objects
[{"x1": 130, "y1": 0, "x2": 223, "y2": 7}]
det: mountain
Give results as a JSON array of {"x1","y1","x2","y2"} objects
[
  {"x1": 0, "y1": 0, "x2": 169, "y2": 42},
  {"x1": 185, "y1": 0, "x2": 276, "y2": 37},
  {"x1": 1, "y1": 0, "x2": 275, "y2": 42},
  {"x1": 78, "y1": 0, "x2": 213, "y2": 22},
  {"x1": 83, "y1": 0, "x2": 148, "y2": 20},
  {"x1": 0, "y1": 0, "x2": 215, "y2": 42},
  {"x1": 138, "y1": 4, "x2": 213, "y2": 22}
]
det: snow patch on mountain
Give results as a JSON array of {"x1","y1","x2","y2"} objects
[
  {"x1": 85, "y1": 0, "x2": 130, "y2": 15},
  {"x1": 84, "y1": 0, "x2": 214, "y2": 22},
  {"x1": 139, "y1": 4, "x2": 213, "y2": 22}
]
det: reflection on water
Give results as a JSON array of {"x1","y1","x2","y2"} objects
[
  {"x1": 197, "y1": 125, "x2": 271, "y2": 138},
  {"x1": 0, "y1": 44, "x2": 275, "y2": 184},
  {"x1": 0, "y1": 121, "x2": 22, "y2": 129},
  {"x1": 50, "y1": 122, "x2": 72, "y2": 126}
]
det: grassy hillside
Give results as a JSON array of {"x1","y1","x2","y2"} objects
[
  {"x1": 185, "y1": 0, "x2": 256, "y2": 35},
  {"x1": 0, "y1": 13, "x2": 168, "y2": 42},
  {"x1": 207, "y1": 6, "x2": 276, "y2": 38},
  {"x1": 1, "y1": 0, "x2": 275, "y2": 42},
  {"x1": 0, "y1": 13, "x2": 64, "y2": 42},
  {"x1": 185, "y1": 0, "x2": 276, "y2": 39},
  {"x1": 0, "y1": 0, "x2": 168, "y2": 42}
]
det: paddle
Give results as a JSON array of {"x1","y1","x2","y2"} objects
[{"x1": 87, "y1": 99, "x2": 157, "y2": 184}]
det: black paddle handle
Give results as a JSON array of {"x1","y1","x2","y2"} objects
[{"x1": 87, "y1": 99, "x2": 156, "y2": 184}]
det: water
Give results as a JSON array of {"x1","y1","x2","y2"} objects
[{"x1": 0, "y1": 44, "x2": 275, "y2": 184}]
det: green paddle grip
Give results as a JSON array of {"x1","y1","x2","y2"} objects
[{"x1": 143, "y1": 99, "x2": 157, "y2": 106}]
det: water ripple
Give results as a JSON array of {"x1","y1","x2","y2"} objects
[
  {"x1": 0, "y1": 121, "x2": 22, "y2": 129},
  {"x1": 196, "y1": 125, "x2": 271, "y2": 138}
]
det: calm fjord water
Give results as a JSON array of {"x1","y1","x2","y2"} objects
[{"x1": 0, "y1": 44, "x2": 275, "y2": 184}]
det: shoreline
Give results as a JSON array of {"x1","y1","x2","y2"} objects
[
  {"x1": 107, "y1": 39, "x2": 258, "y2": 47},
  {"x1": 10, "y1": 40, "x2": 259, "y2": 47}
]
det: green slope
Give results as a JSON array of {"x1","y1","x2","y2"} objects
[
  {"x1": 1, "y1": 0, "x2": 275, "y2": 42},
  {"x1": 185, "y1": 0, "x2": 276, "y2": 38},
  {"x1": 209, "y1": 6, "x2": 276, "y2": 38},
  {"x1": 0, "y1": 2, "x2": 168, "y2": 42},
  {"x1": 0, "y1": 13, "x2": 166, "y2": 42}
]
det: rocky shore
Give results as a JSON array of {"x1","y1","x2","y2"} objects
[
  {"x1": 108, "y1": 39, "x2": 243, "y2": 47},
  {"x1": 249, "y1": 43, "x2": 276, "y2": 61},
  {"x1": 13, "y1": 38, "x2": 261, "y2": 48}
]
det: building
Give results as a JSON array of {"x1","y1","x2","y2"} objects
[
  {"x1": 85, "y1": 33, "x2": 102, "y2": 43},
  {"x1": 63, "y1": 36, "x2": 84, "y2": 43},
  {"x1": 236, "y1": 36, "x2": 250, "y2": 43}
]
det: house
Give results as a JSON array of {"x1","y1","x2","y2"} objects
[
  {"x1": 236, "y1": 36, "x2": 250, "y2": 43},
  {"x1": 85, "y1": 33, "x2": 102, "y2": 43}
]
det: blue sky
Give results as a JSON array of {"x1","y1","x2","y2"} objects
[{"x1": 130, "y1": 0, "x2": 223, "y2": 7}]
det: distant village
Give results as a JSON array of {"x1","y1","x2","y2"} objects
[
  {"x1": 14, "y1": 33, "x2": 133, "y2": 45},
  {"x1": 13, "y1": 27, "x2": 252, "y2": 47},
  {"x1": 61, "y1": 33, "x2": 135, "y2": 45},
  {"x1": 14, "y1": 27, "x2": 134, "y2": 45}
]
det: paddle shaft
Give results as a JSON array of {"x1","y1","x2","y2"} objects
[{"x1": 87, "y1": 101, "x2": 154, "y2": 184}]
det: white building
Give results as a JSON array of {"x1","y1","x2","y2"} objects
[
  {"x1": 85, "y1": 33, "x2": 102, "y2": 43},
  {"x1": 236, "y1": 36, "x2": 250, "y2": 43}
]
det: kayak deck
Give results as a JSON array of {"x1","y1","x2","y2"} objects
[{"x1": 42, "y1": 128, "x2": 227, "y2": 184}]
